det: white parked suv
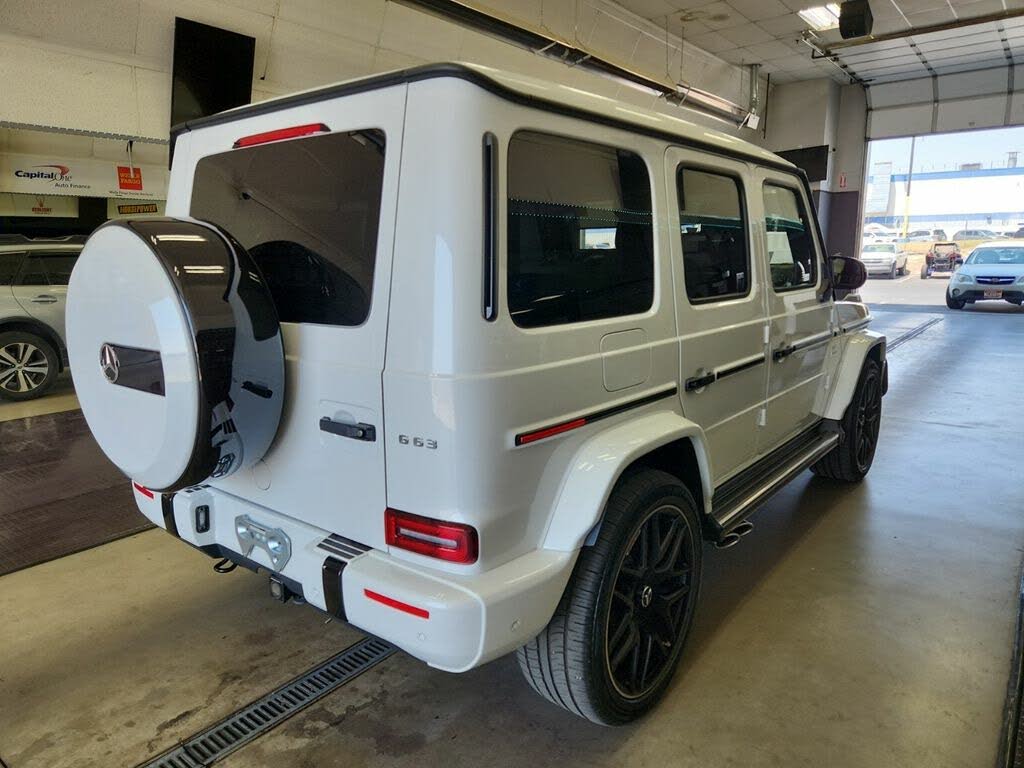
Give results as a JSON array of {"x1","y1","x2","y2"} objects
[
  {"x1": 859, "y1": 243, "x2": 908, "y2": 278},
  {"x1": 66, "y1": 63, "x2": 885, "y2": 725},
  {"x1": 0, "y1": 235, "x2": 83, "y2": 400}
]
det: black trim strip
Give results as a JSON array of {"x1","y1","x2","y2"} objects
[
  {"x1": 482, "y1": 132, "x2": 498, "y2": 321},
  {"x1": 170, "y1": 64, "x2": 802, "y2": 180},
  {"x1": 160, "y1": 493, "x2": 178, "y2": 537},
  {"x1": 773, "y1": 333, "x2": 832, "y2": 362},
  {"x1": 515, "y1": 386, "x2": 678, "y2": 446},
  {"x1": 685, "y1": 355, "x2": 766, "y2": 391},
  {"x1": 322, "y1": 557, "x2": 348, "y2": 621},
  {"x1": 319, "y1": 417, "x2": 377, "y2": 442}
]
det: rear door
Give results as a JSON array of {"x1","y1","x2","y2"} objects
[
  {"x1": 667, "y1": 147, "x2": 769, "y2": 483},
  {"x1": 183, "y1": 88, "x2": 405, "y2": 548},
  {"x1": 754, "y1": 170, "x2": 834, "y2": 449},
  {"x1": 11, "y1": 249, "x2": 77, "y2": 343}
]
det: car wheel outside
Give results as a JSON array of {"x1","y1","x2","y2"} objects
[
  {"x1": 946, "y1": 291, "x2": 966, "y2": 310},
  {"x1": 0, "y1": 331, "x2": 59, "y2": 401},
  {"x1": 889, "y1": 263, "x2": 897, "y2": 279},
  {"x1": 920, "y1": 264, "x2": 929, "y2": 279},
  {"x1": 811, "y1": 357, "x2": 882, "y2": 482},
  {"x1": 517, "y1": 469, "x2": 702, "y2": 725}
]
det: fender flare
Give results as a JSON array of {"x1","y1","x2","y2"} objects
[
  {"x1": 819, "y1": 330, "x2": 886, "y2": 421},
  {"x1": 541, "y1": 411, "x2": 712, "y2": 552}
]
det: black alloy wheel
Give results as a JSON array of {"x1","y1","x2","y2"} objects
[
  {"x1": 605, "y1": 504, "x2": 697, "y2": 700},
  {"x1": 854, "y1": 363, "x2": 882, "y2": 473}
]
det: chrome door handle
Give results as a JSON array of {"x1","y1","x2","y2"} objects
[{"x1": 30, "y1": 295, "x2": 58, "y2": 304}]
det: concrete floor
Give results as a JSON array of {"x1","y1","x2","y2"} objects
[
  {"x1": 0, "y1": 373, "x2": 79, "y2": 423},
  {"x1": 1, "y1": 276, "x2": 1022, "y2": 768}
]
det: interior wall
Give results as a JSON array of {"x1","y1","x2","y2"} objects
[
  {"x1": 0, "y1": 0, "x2": 757, "y2": 143},
  {"x1": 761, "y1": 78, "x2": 868, "y2": 259}
]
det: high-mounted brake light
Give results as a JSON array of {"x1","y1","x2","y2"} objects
[
  {"x1": 132, "y1": 482, "x2": 154, "y2": 499},
  {"x1": 233, "y1": 123, "x2": 330, "y2": 149},
  {"x1": 385, "y1": 508, "x2": 478, "y2": 564}
]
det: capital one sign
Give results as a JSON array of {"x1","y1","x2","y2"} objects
[{"x1": 1, "y1": 152, "x2": 167, "y2": 199}]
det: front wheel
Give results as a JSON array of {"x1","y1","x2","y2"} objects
[
  {"x1": 517, "y1": 470, "x2": 702, "y2": 725},
  {"x1": 889, "y1": 263, "x2": 898, "y2": 279},
  {"x1": 920, "y1": 264, "x2": 929, "y2": 279},
  {"x1": 811, "y1": 357, "x2": 883, "y2": 482},
  {"x1": 0, "y1": 332, "x2": 59, "y2": 401},
  {"x1": 946, "y1": 291, "x2": 966, "y2": 310}
]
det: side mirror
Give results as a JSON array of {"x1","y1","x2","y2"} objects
[
  {"x1": 831, "y1": 255, "x2": 867, "y2": 291},
  {"x1": 955, "y1": 256, "x2": 964, "y2": 266}
]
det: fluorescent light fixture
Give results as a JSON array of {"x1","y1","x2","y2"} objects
[{"x1": 798, "y1": 4, "x2": 841, "y2": 31}]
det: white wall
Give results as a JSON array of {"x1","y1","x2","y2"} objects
[{"x1": 0, "y1": 0, "x2": 757, "y2": 143}]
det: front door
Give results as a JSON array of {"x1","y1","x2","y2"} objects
[
  {"x1": 667, "y1": 147, "x2": 769, "y2": 484},
  {"x1": 753, "y1": 170, "x2": 834, "y2": 450}
]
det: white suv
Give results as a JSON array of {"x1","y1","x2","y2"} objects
[
  {"x1": 66, "y1": 63, "x2": 885, "y2": 725},
  {"x1": 0, "y1": 236, "x2": 83, "y2": 400}
]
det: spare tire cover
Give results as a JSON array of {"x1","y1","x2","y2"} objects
[{"x1": 67, "y1": 217, "x2": 284, "y2": 492}]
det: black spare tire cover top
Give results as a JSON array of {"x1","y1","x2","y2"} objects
[{"x1": 66, "y1": 217, "x2": 285, "y2": 492}]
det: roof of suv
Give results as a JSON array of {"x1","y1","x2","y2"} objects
[
  {"x1": 0, "y1": 235, "x2": 84, "y2": 252},
  {"x1": 173, "y1": 62, "x2": 791, "y2": 173}
]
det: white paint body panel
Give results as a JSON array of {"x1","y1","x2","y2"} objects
[{"x1": 113, "y1": 67, "x2": 883, "y2": 673}]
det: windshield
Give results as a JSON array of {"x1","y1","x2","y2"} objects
[
  {"x1": 862, "y1": 244, "x2": 895, "y2": 253},
  {"x1": 966, "y1": 247, "x2": 1024, "y2": 265}
]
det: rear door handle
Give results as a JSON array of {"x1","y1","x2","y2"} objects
[
  {"x1": 319, "y1": 417, "x2": 376, "y2": 442},
  {"x1": 30, "y1": 295, "x2": 58, "y2": 304}
]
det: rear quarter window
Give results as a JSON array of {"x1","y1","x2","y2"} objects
[
  {"x1": 507, "y1": 131, "x2": 654, "y2": 328},
  {"x1": 190, "y1": 129, "x2": 386, "y2": 327}
]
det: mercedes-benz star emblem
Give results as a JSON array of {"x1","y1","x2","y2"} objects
[
  {"x1": 100, "y1": 343, "x2": 120, "y2": 384},
  {"x1": 640, "y1": 585, "x2": 653, "y2": 609}
]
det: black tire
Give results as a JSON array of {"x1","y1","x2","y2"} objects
[
  {"x1": 946, "y1": 291, "x2": 966, "y2": 310},
  {"x1": 810, "y1": 357, "x2": 882, "y2": 482},
  {"x1": 920, "y1": 264, "x2": 929, "y2": 279},
  {"x1": 517, "y1": 470, "x2": 702, "y2": 725},
  {"x1": 0, "y1": 331, "x2": 59, "y2": 401},
  {"x1": 888, "y1": 263, "x2": 897, "y2": 279}
]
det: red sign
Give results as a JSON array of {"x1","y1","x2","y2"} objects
[{"x1": 117, "y1": 165, "x2": 143, "y2": 191}]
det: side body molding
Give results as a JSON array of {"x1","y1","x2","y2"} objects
[
  {"x1": 818, "y1": 329, "x2": 887, "y2": 422},
  {"x1": 542, "y1": 411, "x2": 713, "y2": 552}
]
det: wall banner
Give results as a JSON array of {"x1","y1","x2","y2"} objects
[{"x1": 0, "y1": 152, "x2": 168, "y2": 199}]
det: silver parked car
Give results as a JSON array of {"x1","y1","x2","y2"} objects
[{"x1": 0, "y1": 235, "x2": 84, "y2": 400}]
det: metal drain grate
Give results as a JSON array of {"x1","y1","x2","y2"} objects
[
  {"x1": 139, "y1": 637, "x2": 395, "y2": 768},
  {"x1": 887, "y1": 316, "x2": 943, "y2": 352}
]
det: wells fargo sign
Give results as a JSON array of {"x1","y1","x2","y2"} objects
[{"x1": 1, "y1": 152, "x2": 167, "y2": 199}]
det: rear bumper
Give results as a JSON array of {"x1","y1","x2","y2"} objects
[{"x1": 132, "y1": 484, "x2": 574, "y2": 673}]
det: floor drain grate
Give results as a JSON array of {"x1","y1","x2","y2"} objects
[
  {"x1": 139, "y1": 637, "x2": 395, "y2": 768},
  {"x1": 887, "y1": 316, "x2": 943, "y2": 352}
]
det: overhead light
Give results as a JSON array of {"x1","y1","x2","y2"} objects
[{"x1": 798, "y1": 4, "x2": 841, "y2": 31}]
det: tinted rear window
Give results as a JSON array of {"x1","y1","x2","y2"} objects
[
  {"x1": 190, "y1": 129, "x2": 386, "y2": 326},
  {"x1": 507, "y1": 131, "x2": 654, "y2": 328}
]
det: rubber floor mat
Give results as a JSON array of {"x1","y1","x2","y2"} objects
[{"x1": 0, "y1": 409, "x2": 153, "y2": 576}]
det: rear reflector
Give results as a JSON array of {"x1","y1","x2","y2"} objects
[
  {"x1": 132, "y1": 482, "x2": 154, "y2": 499},
  {"x1": 385, "y1": 508, "x2": 478, "y2": 564},
  {"x1": 516, "y1": 417, "x2": 587, "y2": 446},
  {"x1": 364, "y1": 589, "x2": 430, "y2": 619},
  {"x1": 233, "y1": 123, "x2": 330, "y2": 149}
]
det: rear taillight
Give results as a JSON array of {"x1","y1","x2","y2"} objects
[
  {"x1": 233, "y1": 123, "x2": 330, "y2": 149},
  {"x1": 385, "y1": 508, "x2": 478, "y2": 564}
]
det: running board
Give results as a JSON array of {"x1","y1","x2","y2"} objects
[{"x1": 710, "y1": 424, "x2": 838, "y2": 541}]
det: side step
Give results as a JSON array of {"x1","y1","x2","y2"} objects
[{"x1": 709, "y1": 423, "x2": 839, "y2": 544}]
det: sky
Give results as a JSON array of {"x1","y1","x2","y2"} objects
[{"x1": 867, "y1": 125, "x2": 1024, "y2": 173}]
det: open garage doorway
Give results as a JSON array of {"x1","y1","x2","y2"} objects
[{"x1": 859, "y1": 125, "x2": 1024, "y2": 312}]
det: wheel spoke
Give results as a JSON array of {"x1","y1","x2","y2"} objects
[
  {"x1": 0, "y1": 347, "x2": 17, "y2": 365},
  {"x1": 16, "y1": 370, "x2": 30, "y2": 392},
  {"x1": 22, "y1": 365, "x2": 48, "y2": 375},
  {"x1": 0, "y1": 368, "x2": 16, "y2": 388},
  {"x1": 637, "y1": 634, "x2": 654, "y2": 690},
  {"x1": 19, "y1": 344, "x2": 36, "y2": 365}
]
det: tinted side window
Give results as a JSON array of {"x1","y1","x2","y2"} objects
[
  {"x1": 0, "y1": 252, "x2": 25, "y2": 286},
  {"x1": 190, "y1": 129, "x2": 386, "y2": 326},
  {"x1": 507, "y1": 131, "x2": 654, "y2": 328},
  {"x1": 17, "y1": 255, "x2": 50, "y2": 286},
  {"x1": 677, "y1": 167, "x2": 749, "y2": 302},
  {"x1": 763, "y1": 184, "x2": 817, "y2": 291}
]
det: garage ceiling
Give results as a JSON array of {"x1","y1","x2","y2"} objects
[{"x1": 612, "y1": 0, "x2": 1024, "y2": 82}]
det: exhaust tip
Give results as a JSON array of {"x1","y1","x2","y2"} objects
[
  {"x1": 732, "y1": 521, "x2": 754, "y2": 537},
  {"x1": 716, "y1": 532, "x2": 742, "y2": 549}
]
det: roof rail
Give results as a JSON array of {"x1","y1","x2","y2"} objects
[{"x1": 0, "y1": 234, "x2": 88, "y2": 245}]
